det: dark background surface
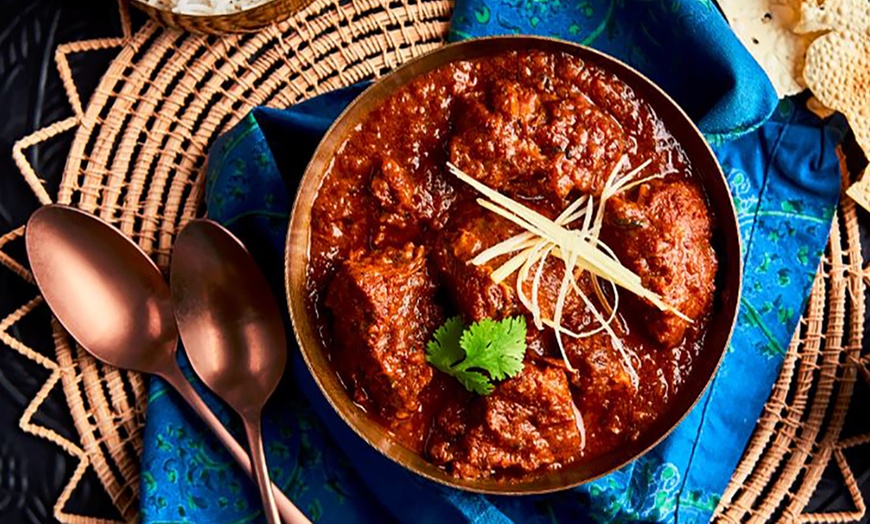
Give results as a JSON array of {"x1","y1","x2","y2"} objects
[{"x1": 0, "y1": 0, "x2": 868, "y2": 522}]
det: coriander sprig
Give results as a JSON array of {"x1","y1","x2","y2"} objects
[{"x1": 426, "y1": 316, "x2": 527, "y2": 395}]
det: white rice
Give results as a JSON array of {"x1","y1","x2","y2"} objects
[{"x1": 143, "y1": 0, "x2": 272, "y2": 15}]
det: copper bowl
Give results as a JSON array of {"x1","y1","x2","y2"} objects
[
  {"x1": 131, "y1": 0, "x2": 311, "y2": 34},
  {"x1": 285, "y1": 36, "x2": 742, "y2": 494}
]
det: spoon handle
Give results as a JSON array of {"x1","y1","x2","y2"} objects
[
  {"x1": 244, "y1": 413, "x2": 281, "y2": 524},
  {"x1": 160, "y1": 364, "x2": 311, "y2": 524}
]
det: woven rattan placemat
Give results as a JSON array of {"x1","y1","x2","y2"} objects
[{"x1": 1, "y1": 0, "x2": 868, "y2": 521}]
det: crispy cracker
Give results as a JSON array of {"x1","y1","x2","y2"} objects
[
  {"x1": 719, "y1": 0, "x2": 814, "y2": 97},
  {"x1": 797, "y1": 0, "x2": 870, "y2": 152},
  {"x1": 796, "y1": 0, "x2": 870, "y2": 209}
]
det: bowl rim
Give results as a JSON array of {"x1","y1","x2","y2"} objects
[{"x1": 285, "y1": 35, "x2": 743, "y2": 495}]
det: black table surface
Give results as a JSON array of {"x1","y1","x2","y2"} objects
[{"x1": 1, "y1": 1, "x2": 869, "y2": 522}]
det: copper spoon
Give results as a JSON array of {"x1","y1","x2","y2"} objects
[
  {"x1": 170, "y1": 219, "x2": 286, "y2": 524},
  {"x1": 25, "y1": 205, "x2": 309, "y2": 524}
]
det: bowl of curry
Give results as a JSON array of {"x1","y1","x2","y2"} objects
[{"x1": 285, "y1": 36, "x2": 742, "y2": 493}]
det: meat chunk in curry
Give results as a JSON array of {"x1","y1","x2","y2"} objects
[
  {"x1": 433, "y1": 203, "x2": 521, "y2": 321},
  {"x1": 434, "y1": 202, "x2": 596, "y2": 328},
  {"x1": 449, "y1": 78, "x2": 627, "y2": 203},
  {"x1": 603, "y1": 180, "x2": 717, "y2": 347},
  {"x1": 564, "y1": 332, "x2": 654, "y2": 450},
  {"x1": 325, "y1": 244, "x2": 442, "y2": 419},
  {"x1": 428, "y1": 361, "x2": 581, "y2": 478}
]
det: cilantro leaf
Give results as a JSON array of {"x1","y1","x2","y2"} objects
[
  {"x1": 458, "y1": 316, "x2": 527, "y2": 381},
  {"x1": 425, "y1": 315, "x2": 527, "y2": 395},
  {"x1": 426, "y1": 316, "x2": 465, "y2": 370}
]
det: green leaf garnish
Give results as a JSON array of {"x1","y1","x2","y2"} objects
[{"x1": 426, "y1": 315, "x2": 527, "y2": 395}]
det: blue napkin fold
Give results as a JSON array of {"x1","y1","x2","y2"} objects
[{"x1": 140, "y1": 2, "x2": 847, "y2": 523}]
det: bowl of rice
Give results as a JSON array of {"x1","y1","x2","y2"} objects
[{"x1": 132, "y1": 0, "x2": 312, "y2": 34}]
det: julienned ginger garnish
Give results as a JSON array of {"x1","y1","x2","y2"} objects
[{"x1": 447, "y1": 158, "x2": 689, "y2": 389}]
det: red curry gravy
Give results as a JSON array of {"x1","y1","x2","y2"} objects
[{"x1": 307, "y1": 50, "x2": 717, "y2": 481}]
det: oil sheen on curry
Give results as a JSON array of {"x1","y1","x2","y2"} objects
[{"x1": 307, "y1": 50, "x2": 718, "y2": 481}]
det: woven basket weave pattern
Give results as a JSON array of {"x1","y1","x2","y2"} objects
[
  {"x1": 0, "y1": 0, "x2": 867, "y2": 521},
  {"x1": 717, "y1": 163, "x2": 868, "y2": 523}
]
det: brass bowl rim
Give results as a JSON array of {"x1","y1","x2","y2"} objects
[{"x1": 285, "y1": 35, "x2": 743, "y2": 495}]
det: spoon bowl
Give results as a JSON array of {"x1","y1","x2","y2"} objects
[
  {"x1": 26, "y1": 205, "x2": 177, "y2": 374},
  {"x1": 170, "y1": 219, "x2": 287, "y2": 415},
  {"x1": 171, "y1": 218, "x2": 288, "y2": 524}
]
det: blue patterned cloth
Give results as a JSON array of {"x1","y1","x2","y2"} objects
[{"x1": 140, "y1": 2, "x2": 848, "y2": 523}]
